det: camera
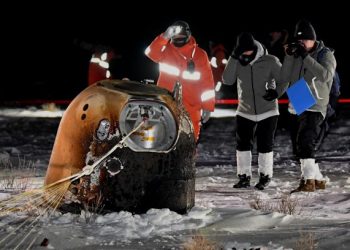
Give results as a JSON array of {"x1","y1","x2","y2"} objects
[
  {"x1": 286, "y1": 41, "x2": 302, "y2": 56},
  {"x1": 288, "y1": 42, "x2": 300, "y2": 51}
]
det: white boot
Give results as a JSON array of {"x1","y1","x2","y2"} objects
[
  {"x1": 301, "y1": 159, "x2": 324, "y2": 181},
  {"x1": 314, "y1": 162, "x2": 326, "y2": 189},
  {"x1": 300, "y1": 158, "x2": 305, "y2": 177},
  {"x1": 258, "y1": 152, "x2": 273, "y2": 177},
  {"x1": 236, "y1": 150, "x2": 252, "y2": 177},
  {"x1": 291, "y1": 158, "x2": 316, "y2": 193},
  {"x1": 255, "y1": 152, "x2": 273, "y2": 190},
  {"x1": 234, "y1": 150, "x2": 252, "y2": 188},
  {"x1": 303, "y1": 158, "x2": 317, "y2": 180},
  {"x1": 314, "y1": 163, "x2": 324, "y2": 180}
]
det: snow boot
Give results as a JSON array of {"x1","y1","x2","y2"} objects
[
  {"x1": 291, "y1": 158, "x2": 317, "y2": 193},
  {"x1": 315, "y1": 180, "x2": 326, "y2": 189},
  {"x1": 233, "y1": 174, "x2": 251, "y2": 188},
  {"x1": 236, "y1": 150, "x2": 252, "y2": 176},
  {"x1": 255, "y1": 173, "x2": 271, "y2": 190},
  {"x1": 234, "y1": 151, "x2": 251, "y2": 188},
  {"x1": 314, "y1": 162, "x2": 326, "y2": 190},
  {"x1": 291, "y1": 178, "x2": 315, "y2": 193},
  {"x1": 255, "y1": 152, "x2": 273, "y2": 190}
]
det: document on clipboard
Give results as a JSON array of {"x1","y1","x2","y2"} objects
[{"x1": 286, "y1": 78, "x2": 316, "y2": 115}]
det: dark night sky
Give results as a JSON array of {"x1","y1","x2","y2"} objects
[{"x1": 2, "y1": 4, "x2": 349, "y2": 100}]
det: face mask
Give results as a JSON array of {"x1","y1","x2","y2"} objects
[
  {"x1": 238, "y1": 49, "x2": 257, "y2": 66},
  {"x1": 171, "y1": 36, "x2": 190, "y2": 47},
  {"x1": 239, "y1": 55, "x2": 252, "y2": 66}
]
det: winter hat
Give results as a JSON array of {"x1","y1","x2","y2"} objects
[
  {"x1": 294, "y1": 20, "x2": 316, "y2": 40},
  {"x1": 235, "y1": 32, "x2": 257, "y2": 53}
]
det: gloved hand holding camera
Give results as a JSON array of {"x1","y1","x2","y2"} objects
[
  {"x1": 286, "y1": 42, "x2": 308, "y2": 58},
  {"x1": 294, "y1": 43, "x2": 308, "y2": 58},
  {"x1": 285, "y1": 43, "x2": 298, "y2": 56}
]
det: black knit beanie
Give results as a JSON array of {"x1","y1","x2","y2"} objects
[
  {"x1": 236, "y1": 32, "x2": 257, "y2": 53},
  {"x1": 294, "y1": 20, "x2": 317, "y2": 40}
]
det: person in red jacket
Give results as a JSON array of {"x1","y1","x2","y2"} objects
[
  {"x1": 145, "y1": 20, "x2": 215, "y2": 141},
  {"x1": 209, "y1": 41, "x2": 227, "y2": 90},
  {"x1": 88, "y1": 49, "x2": 115, "y2": 85}
]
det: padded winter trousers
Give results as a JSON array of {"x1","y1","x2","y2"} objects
[
  {"x1": 236, "y1": 115, "x2": 278, "y2": 153},
  {"x1": 292, "y1": 111, "x2": 324, "y2": 159}
]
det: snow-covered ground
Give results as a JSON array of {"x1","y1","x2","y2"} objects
[{"x1": 0, "y1": 106, "x2": 349, "y2": 249}]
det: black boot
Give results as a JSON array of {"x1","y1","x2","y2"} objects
[
  {"x1": 255, "y1": 173, "x2": 271, "y2": 190},
  {"x1": 233, "y1": 174, "x2": 251, "y2": 188}
]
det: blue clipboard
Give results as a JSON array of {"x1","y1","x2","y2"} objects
[{"x1": 286, "y1": 78, "x2": 316, "y2": 115}]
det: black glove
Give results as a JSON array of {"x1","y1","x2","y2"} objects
[
  {"x1": 263, "y1": 89, "x2": 278, "y2": 101},
  {"x1": 294, "y1": 43, "x2": 308, "y2": 59},
  {"x1": 231, "y1": 47, "x2": 243, "y2": 59},
  {"x1": 285, "y1": 42, "x2": 299, "y2": 56}
]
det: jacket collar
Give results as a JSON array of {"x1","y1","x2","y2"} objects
[{"x1": 249, "y1": 40, "x2": 266, "y2": 65}]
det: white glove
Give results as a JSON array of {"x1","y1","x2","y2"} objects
[
  {"x1": 201, "y1": 110, "x2": 211, "y2": 124},
  {"x1": 163, "y1": 25, "x2": 182, "y2": 40}
]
